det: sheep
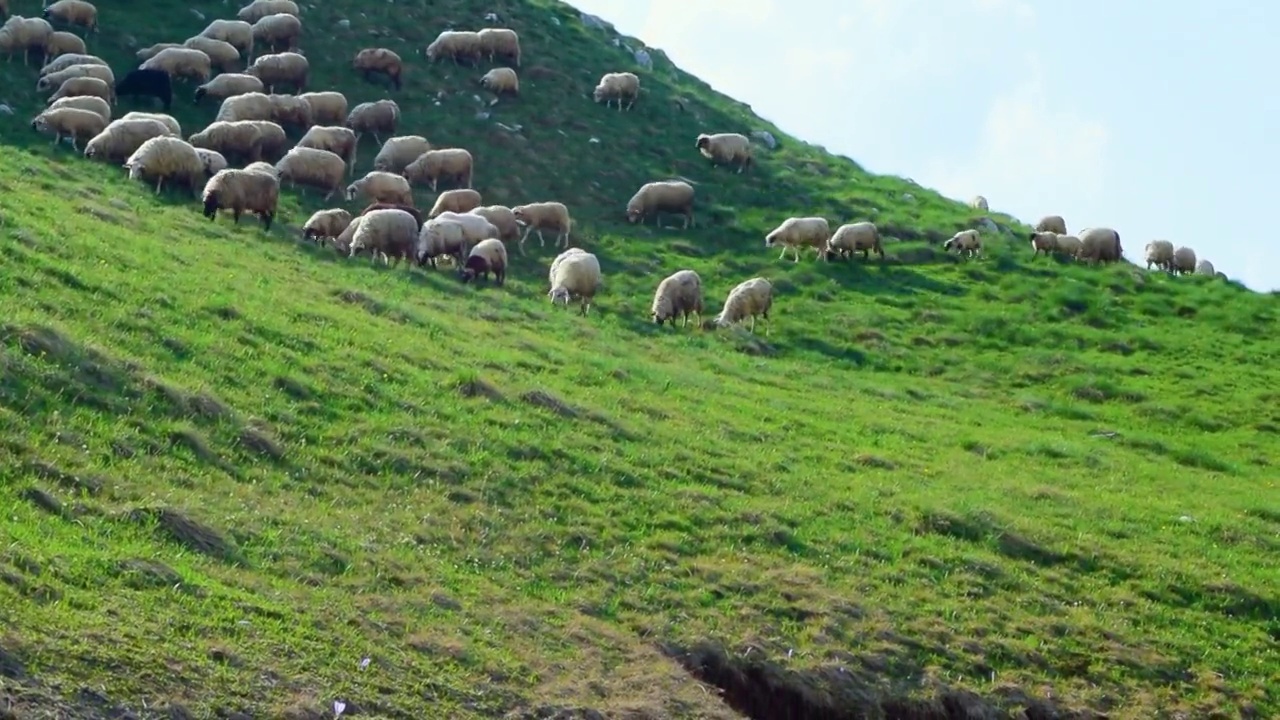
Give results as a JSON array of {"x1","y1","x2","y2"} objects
[
  {"x1": 1076, "y1": 227, "x2": 1123, "y2": 264},
  {"x1": 1195, "y1": 259, "x2": 1216, "y2": 276},
  {"x1": 511, "y1": 201, "x2": 572, "y2": 255},
  {"x1": 1029, "y1": 230, "x2": 1059, "y2": 258},
  {"x1": 942, "y1": 228, "x2": 982, "y2": 259},
  {"x1": 346, "y1": 99, "x2": 398, "y2": 144},
  {"x1": 329, "y1": 215, "x2": 363, "y2": 254},
  {"x1": 247, "y1": 51, "x2": 307, "y2": 94},
  {"x1": 301, "y1": 208, "x2": 353, "y2": 244},
  {"x1": 43, "y1": 30, "x2": 84, "y2": 58},
  {"x1": 1035, "y1": 215, "x2": 1067, "y2": 235},
  {"x1": 1171, "y1": 245, "x2": 1197, "y2": 275},
  {"x1": 244, "y1": 119, "x2": 288, "y2": 159},
  {"x1": 42, "y1": 0, "x2": 95, "y2": 33},
  {"x1": 826, "y1": 221, "x2": 884, "y2": 261},
  {"x1": 37, "y1": 63, "x2": 114, "y2": 95},
  {"x1": 0, "y1": 16, "x2": 53, "y2": 65},
  {"x1": 970, "y1": 195, "x2": 989, "y2": 211},
  {"x1": 249, "y1": 12, "x2": 300, "y2": 56},
  {"x1": 345, "y1": 170, "x2": 412, "y2": 205},
  {"x1": 626, "y1": 180, "x2": 695, "y2": 229},
  {"x1": 1053, "y1": 234, "x2": 1082, "y2": 259},
  {"x1": 402, "y1": 147, "x2": 472, "y2": 192},
  {"x1": 416, "y1": 217, "x2": 470, "y2": 267},
  {"x1": 47, "y1": 94, "x2": 109, "y2": 123},
  {"x1": 651, "y1": 269, "x2": 703, "y2": 328},
  {"x1": 548, "y1": 248, "x2": 601, "y2": 315},
  {"x1": 593, "y1": 72, "x2": 639, "y2": 111},
  {"x1": 194, "y1": 148, "x2": 228, "y2": 177},
  {"x1": 425, "y1": 30, "x2": 482, "y2": 65},
  {"x1": 298, "y1": 125, "x2": 357, "y2": 171},
  {"x1": 372, "y1": 135, "x2": 429, "y2": 173},
  {"x1": 428, "y1": 188, "x2": 481, "y2": 218},
  {"x1": 1144, "y1": 240, "x2": 1174, "y2": 271},
  {"x1": 47, "y1": 76, "x2": 110, "y2": 105},
  {"x1": 431, "y1": 212, "x2": 498, "y2": 252},
  {"x1": 765, "y1": 216, "x2": 830, "y2": 262},
  {"x1": 39, "y1": 52, "x2": 103, "y2": 76},
  {"x1": 198, "y1": 19, "x2": 254, "y2": 58},
  {"x1": 360, "y1": 202, "x2": 422, "y2": 228},
  {"x1": 194, "y1": 73, "x2": 264, "y2": 104},
  {"x1": 467, "y1": 205, "x2": 519, "y2": 242},
  {"x1": 124, "y1": 135, "x2": 206, "y2": 195},
  {"x1": 695, "y1": 133, "x2": 753, "y2": 173},
  {"x1": 298, "y1": 90, "x2": 347, "y2": 126},
  {"x1": 477, "y1": 28, "x2": 520, "y2": 66},
  {"x1": 714, "y1": 277, "x2": 773, "y2": 334},
  {"x1": 189, "y1": 120, "x2": 265, "y2": 165},
  {"x1": 114, "y1": 68, "x2": 172, "y2": 111},
  {"x1": 274, "y1": 146, "x2": 346, "y2": 200},
  {"x1": 237, "y1": 0, "x2": 298, "y2": 23},
  {"x1": 353, "y1": 48, "x2": 402, "y2": 90},
  {"x1": 83, "y1": 118, "x2": 174, "y2": 163},
  {"x1": 348, "y1": 209, "x2": 418, "y2": 267},
  {"x1": 119, "y1": 111, "x2": 180, "y2": 136},
  {"x1": 461, "y1": 238, "x2": 507, "y2": 285},
  {"x1": 136, "y1": 43, "x2": 183, "y2": 61},
  {"x1": 202, "y1": 167, "x2": 280, "y2": 229},
  {"x1": 480, "y1": 67, "x2": 518, "y2": 96},
  {"x1": 30, "y1": 106, "x2": 105, "y2": 150},
  {"x1": 243, "y1": 161, "x2": 278, "y2": 178},
  {"x1": 140, "y1": 47, "x2": 213, "y2": 84},
  {"x1": 183, "y1": 36, "x2": 241, "y2": 73},
  {"x1": 215, "y1": 91, "x2": 273, "y2": 122}
]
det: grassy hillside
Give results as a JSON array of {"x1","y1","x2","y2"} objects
[{"x1": 2, "y1": 0, "x2": 1279, "y2": 717}]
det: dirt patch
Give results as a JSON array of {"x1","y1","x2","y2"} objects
[
  {"x1": 24, "y1": 460, "x2": 103, "y2": 495},
  {"x1": 127, "y1": 507, "x2": 241, "y2": 564},
  {"x1": 19, "y1": 486, "x2": 64, "y2": 516},
  {"x1": 458, "y1": 376, "x2": 505, "y2": 402},
  {"x1": 521, "y1": 389, "x2": 578, "y2": 418},
  {"x1": 238, "y1": 424, "x2": 286, "y2": 461}
]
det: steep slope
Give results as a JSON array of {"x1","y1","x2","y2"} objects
[{"x1": 2, "y1": 0, "x2": 1278, "y2": 718}]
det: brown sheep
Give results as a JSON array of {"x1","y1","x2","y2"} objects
[{"x1": 353, "y1": 48, "x2": 402, "y2": 90}]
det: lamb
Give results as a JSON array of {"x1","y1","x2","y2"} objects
[
  {"x1": 1195, "y1": 259, "x2": 1215, "y2": 276},
  {"x1": 247, "y1": 51, "x2": 307, "y2": 93},
  {"x1": 198, "y1": 19, "x2": 254, "y2": 58},
  {"x1": 46, "y1": 94, "x2": 109, "y2": 123},
  {"x1": 626, "y1": 180, "x2": 695, "y2": 228},
  {"x1": 827, "y1": 221, "x2": 884, "y2": 261},
  {"x1": 37, "y1": 63, "x2": 114, "y2": 95},
  {"x1": 47, "y1": 76, "x2": 110, "y2": 105},
  {"x1": 1029, "y1": 230, "x2": 1059, "y2": 258},
  {"x1": 43, "y1": 30, "x2": 84, "y2": 58},
  {"x1": 428, "y1": 188, "x2": 481, "y2": 217},
  {"x1": 189, "y1": 120, "x2": 265, "y2": 165},
  {"x1": 202, "y1": 167, "x2": 280, "y2": 230},
  {"x1": 1035, "y1": 215, "x2": 1067, "y2": 235},
  {"x1": 347, "y1": 209, "x2": 419, "y2": 267},
  {"x1": 194, "y1": 73, "x2": 264, "y2": 104},
  {"x1": 695, "y1": 132, "x2": 753, "y2": 173},
  {"x1": 119, "y1": 111, "x2": 181, "y2": 136},
  {"x1": 274, "y1": 146, "x2": 346, "y2": 200},
  {"x1": 244, "y1": 120, "x2": 288, "y2": 159},
  {"x1": 183, "y1": 36, "x2": 241, "y2": 74},
  {"x1": 593, "y1": 72, "x2": 639, "y2": 111},
  {"x1": 345, "y1": 170, "x2": 412, "y2": 205},
  {"x1": 1053, "y1": 234, "x2": 1082, "y2": 259},
  {"x1": 942, "y1": 229, "x2": 982, "y2": 258},
  {"x1": 237, "y1": 0, "x2": 298, "y2": 23},
  {"x1": 372, "y1": 135, "x2": 430, "y2": 173},
  {"x1": 265, "y1": 93, "x2": 311, "y2": 130},
  {"x1": 215, "y1": 91, "x2": 274, "y2": 122},
  {"x1": 480, "y1": 67, "x2": 518, "y2": 96},
  {"x1": 124, "y1": 135, "x2": 206, "y2": 195},
  {"x1": 298, "y1": 125, "x2": 357, "y2": 171},
  {"x1": 0, "y1": 16, "x2": 53, "y2": 65},
  {"x1": 249, "y1": 12, "x2": 301, "y2": 55},
  {"x1": 467, "y1": 205, "x2": 519, "y2": 242},
  {"x1": 298, "y1": 90, "x2": 347, "y2": 125},
  {"x1": 1144, "y1": 239, "x2": 1174, "y2": 271},
  {"x1": 194, "y1": 148, "x2": 228, "y2": 177},
  {"x1": 477, "y1": 28, "x2": 520, "y2": 67},
  {"x1": 353, "y1": 48, "x2": 402, "y2": 90},
  {"x1": 39, "y1": 52, "x2": 104, "y2": 76},
  {"x1": 425, "y1": 30, "x2": 482, "y2": 65},
  {"x1": 83, "y1": 117, "x2": 173, "y2": 163},
  {"x1": 714, "y1": 277, "x2": 773, "y2": 334},
  {"x1": 970, "y1": 195, "x2": 989, "y2": 211},
  {"x1": 1171, "y1": 245, "x2": 1197, "y2": 275},
  {"x1": 460, "y1": 238, "x2": 508, "y2": 285},
  {"x1": 30, "y1": 106, "x2": 106, "y2": 150},
  {"x1": 346, "y1": 99, "x2": 399, "y2": 144},
  {"x1": 402, "y1": 147, "x2": 473, "y2": 192},
  {"x1": 114, "y1": 68, "x2": 172, "y2": 111},
  {"x1": 140, "y1": 46, "x2": 213, "y2": 84},
  {"x1": 547, "y1": 248, "x2": 602, "y2": 316},
  {"x1": 651, "y1": 269, "x2": 703, "y2": 328},
  {"x1": 765, "y1": 216, "x2": 830, "y2": 262},
  {"x1": 42, "y1": 0, "x2": 96, "y2": 33},
  {"x1": 1076, "y1": 227, "x2": 1123, "y2": 264},
  {"x1": 511, "y1": 201, "x2": 572, "y2": 254}
]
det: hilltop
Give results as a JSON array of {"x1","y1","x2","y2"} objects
[{"x1": 1, "y1": 0, "x2": 1278, "y2": 718}]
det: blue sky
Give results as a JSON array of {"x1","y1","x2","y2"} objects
[{"x1": 570, "y1": 0, "x2": 1280, "y2": 292}]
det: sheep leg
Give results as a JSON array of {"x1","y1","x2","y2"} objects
[
  {"x1": 154, "y1": 177, "x2": 163, "y2": 194},
  {"x1": 778, "y1": 246, "x2": 787, "y2": 260},
  {"x1": 537, "y1": 229, "x2": 546, "y2": 247}
]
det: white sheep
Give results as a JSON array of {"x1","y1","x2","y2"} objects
[
  {"x1": 477, "y1": 28, "x2": 520, "y2": 66},
  {"x1": 1035, "y1": 215, "x2": 1067, "y2": 235},
  {"x1": 247, "y1": 50, "x2": 307, "y2": 93},
  {"x1": 302, "y1": 208, "x2": 352, "y2": 243},
  {"x1": 1053, "y1": 234, "x2": 1082, "y2": 259},
  {"x1": 198, "y1": 19, "x2": 254, "y2": 58},
  {"x1": 298, "y1": 125, "x2": 357, "y2": 172},
  {"x1": 299, "y1": 90, "x2": 348, "y2": 126},
  {"x1": 480, "y1": 67, "x2": 518, "y2": 96},
  {"x1": 402, "y1": 148, "x2": 472, "y2": 192},
  {"x1": 46, "y1": 94, "x2": 110, "y2": 123},
  {"x1": 140, "y1": 46, "x2": 213, "y2": 83},
  {"x1": 348, "y1": 208, "x2": 418, "y2": 266},
  {"x1": 431, "y1": 212, "x2": 498, "y2": 256},
  {"x1": 467, "y1": 205, "x2": 519, "y2": 242},
  {"x1": 695, "y1": 133, "x2": 753, "y2": 173},
  {"x1": 0, "y1": 16, "x2": 53, "y2": 65},
  {"x1": 1029, "y1": 230, "x2": 1059, "y2": 258},
  {"x1": 42, "y1": 0, "x2": 97, "y2": 33},
  {"x1": 189, "y1": 120, "x2": 265, "y2": 165},
  {"x1": 39, "y1": 53, "x2": 105, "y2": 77},
  {"x1": 460, "y1": 238, "x2": 508, "y2": 285},
  {"x1": 274, "y1": 146, "x2": 346, "y2": 200},
  {"x1": 714, "y1": 277, "x2": 773, "y2": 334},
  {"x1": 626, "y1": 180, "x2": 695, "y2": 228},
  {"x1": 346, "y1": 99, "x2": 399, "y2": 144},
  {"x1": 548, "y1": 248, "x2": 601, "y2": 316},
  {"x1": 125, "y1": 135, "x2": 206, "y2": 195},
  {"x1": 249, "y1": 12, "x2": 301, "y2": 55},
  {"x1": 30, "y1": 106, "x2": 106, "y2": 150},
  {"x1": 244, "y1": 119, "x2": 288, "y2": 159},
  {"x1": 765, "y1": 216, "x2": 830, "y2": 262},
  {"x1": 1144, "y1": 240, "x2": 1174, "y2": 271},
  {"x1": 942, "y1": 229, "x2": 982, "y2": 259},
  {"x1": 83, "y1": 118, "x2": 173, "y2": 163},
  {"x1": 428, "y1": 188, "x2": 481, "y2": 217},
  {"x1": 1195, "y1": 259, "x2": 1215, "y2": 276},
  {"x1": 651, "y1": 269, "x2": 703, "y2": 328},
  {"x1": 264, "y1": 93, "x2": 311, "y2": 130},
  {"x1": 215, "y1": 91, "x2": 274, "y2": 123},
  {"x1": 194, "y1": 74, "x2": 264, "y2": 105},
  {"x1": 511, "y1": 201, "x2": 572, "y2": 255},
  {"x1": 46, "y1": 75, "x2": 110, "y2": 104},
  {"x1": 1077, "y1": 227, "x2": 1123, "y2": 265},
  {"x1": 202, "y1": 167, "x2": 281, "y2": 230},
  {"x1": 136, "y1": 42, "x2": 183, "y2": 62},
  {"x1": 37, "y1": 62, "x2": 113, "y2": 94},
  {"x1": 1171, "y1": 245, "x2": 1197, "y2": 275},
  {"x1": 194, "y1": 148, "x2": 228, "y2": 177},
  {"x1": 120, "y1": 111, "x2": 181, "y2": 137},
  {"x1": 593, "y1": 71, "x2": 639, "y2": 111},
  {"x1": 237, "y1": 0, "x2": 298, "y2": 23},
  {"x1": 970, "y1": 195, "x2": 989, "y2": 211},
  {"x1": 416, "y1": 217, "x2": 468, "y2": 267},
  {"x1": 353, "y1": 47, "x2": 402, "y2": 90},
  {"x1": 827, "y1": 222, "x2": 884, "y2": 261},
  {"x1": 183, "y1": 36, "x2": 241, "y2": 74},
  {"x1": 425, "y1": 30, "x2": 482, "y2": 65},
  {"x1": 373, "y1": 135, "x2": 430, "y2": 173},
  {"x1": 345, "y1": 170, "x2": 412, "y2": 205},
  {"x1": 43, "y1": 30, "x2": 85, "y2": 59}
]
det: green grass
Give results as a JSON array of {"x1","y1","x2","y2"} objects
[{"x1": 2, "y1": 0, "x2": 1279, "y2": 717}]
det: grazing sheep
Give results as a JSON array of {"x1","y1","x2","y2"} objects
[
  {"x1": 372, "y1": 135, "x2": 430, "y2": 173},
  {"x1": 416, "y1": 217, "x2": 469, "y2": 267},
  {"x1": 47, "y1": 75, "x2": 110, "y2": 104},
  {"x1": 480, "y1": 67, "x2": 518, "y2": 96},
  {"x1": 714, "y1": 277, "x2": 773, "y2": 334},
  {"x1": 47, "y1": 94, "x2": 109, "y2": 122},
  {"x1": 1171, "y1": 245, "x2": 1197, "y2": 275},
  {"x1": 202, "y1": 167, "x2": 280, "y2": 229},
  {"x1": 329, "y1": 215, "x2": 363, "y2": 254},
  {"x1": 1144, "y1": 240, "x2": 1174, "y2": 271},
  {"x1": 274, "y1": 146, "x2": 346, "y2": 200},
  {"x1": 302, "y1": 208, "x2": 352, "y2": 243},
  {"x1": 1053, "y1": 234, "x2": 1082, "y2": 259},
  {"x1": 140, "y1": 46, "x2": 213, "y2": 84},
  {"x1": 264, "y1": 93, "x2": 310, "y2": 130},
  {"x1": 0, "y1": 16, "x2": 53, "y2": 65},
  {"x1": 695, "y1": 133, "x2": 753, "y2": 173},
  {"x1": 346, "y1": 99, "x2": 398, "y2": 144},
  {"x1": 593, "y1": 71, "x2": 639, "y2": 111},
  {"x1": 766, "y1": 216, "x2": 830, "y2": 262},
  {"x1": 136, "y1": 43, "x2": 182, "y2": 61},
  {"x1": 298, "y1": 90, "x2": 347, "y2": 125},
  {"x1": 194, "y1": 73, "x2": 264, "y2": 104},
  {"x1": 1076, "y1": 227, "x2": 1123, "y2": 265},
  {"x1": 626, "y1": 180, "x2": 695, "y2": 228},
  {"x1": 83, "y1": 117, "x2": 173, "y2": 163},
  {"x1": 247, "y1": 51, "x2": 307, "y2": 93},
  {"x1": 42, "y1": 0, "x2": 95, "y2": 33},
  {"x1": 43, "y1": 30, "x2": 84, "y2": 58},
  {"x1": 237, "y1": 0, "x2": 298, "y2": 23},
  {"x1": 428, "y1": 188, "x2": 482, "y2": 217},
  {"x1": 402, "y1": 147, "x2": 473, "y2": 192},
  {"x1": 348, "y1": 208, "x2": 418, "y2": 266},
  {"x1": 244, "y1": 119, "x2": 287, "y2": 159},
  {"x1": 114, "y1": 68, "x2": 172, "y2": 111},
  {"x1": 651, "y1": 269, "x2": 704, "y2": 328},
  {"x1": 39, "y1": 52, "x2": 103, "y2": 76},
  {"x1": 198, "y1": 19, "x2": 254, "y2": 58},
  {"x1": 1035, "y1": 215, "x2": 1067, "y2": 235},
  {"x1": 353, "y1": 48, "x2": 402, "y2": 90},
  {"x1": 37, "y1": 63, "x2": 114, "y2": 95},
  {"x1": 461, "y1": 238, "x2": 508, "y2": 285},
  {"x1": 970, "y1": 195, "x2": 989, "y2": 211},
  {"x1": 250, "y1": 12, "x2": 301, "y2": 55},
  {"x1": 194, "y1": 147, "x2": 228, "y2": 177},
  {"x1": 124, "y1": 135, "x2": 206, "y2": 195},
  {"x1": 119, "y1": 111, "x2": 180, "y2": 136},
  {"x1": 298, "y1": 125, "x2": 356, "y2": 171},
  {"x1": 511, "y1": 201, "x2": 572, "y2": 254},
  {"x1": 183, "y1": 36, "x2": 241, "y2": 73},
  {"x1": 548, "y1": 248, "x2": 602, "y2": 315},
  {"x1": 1029, "y1": 230, "x2": 1059, "y2": 258},
  {"x1": 345, "y1": 170, "x2": 412, "y2": 205},
  {"x1": 827, "y1": 221, "x2": 884, "y2": 261},
  {"x1": 360, "y1": 202, "x2": 423, "y2": 230},
  {"x1": 1195, "y1": 259, "x2": 1216, "y2": 276},
  {"x1": 30, "y1": 106, "x2": 105, "y2": 150},
  {"x1": 477, "y1": 28, "x2": 520, "y2": 66},
  {"x1": 467, "y1": 205, "x2": 519, "y2": 242},
  {"x1": 943, "y1": 229, "x2": 982, "y2": 258},
  {"x1": 189, "y1": 120, "x2": 265, "y2": 164},
  {"x1": 425, "y1": 30, "x2": 482, "y2": 65},
  {"x1": 431, "y1": 211, "x2": 498, "y2": 250},
  {"x1": 215, "y1": 90, "x2": 273, "y2": 122}
]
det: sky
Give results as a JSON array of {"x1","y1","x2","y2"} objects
[{"x1": 569, "y1": 0, "x2": 1280, "y2": 292}]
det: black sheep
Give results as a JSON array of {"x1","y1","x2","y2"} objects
[{"x1": 115, "y1": 68, "x2": 172, "y2": 111}]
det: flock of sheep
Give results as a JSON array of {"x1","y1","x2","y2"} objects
[{"x1": 3, "y1": 0, "x2": 1221, "y2": 340}]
